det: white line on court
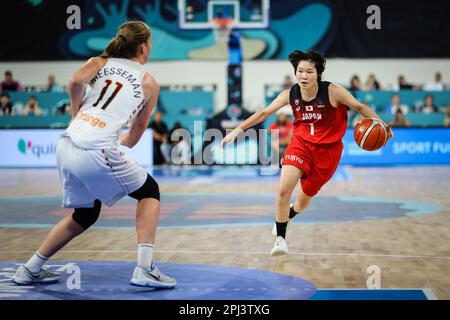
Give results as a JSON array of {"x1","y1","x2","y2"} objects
[{"x1": 1, "y1": 250, "x2": 450, "y2": 260}]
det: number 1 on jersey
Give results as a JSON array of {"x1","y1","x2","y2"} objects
[
  {"x1": 308, "y1": 123, "x2": 315, "y2": 135},
  {"x1": 93, "y1": 80, "x2": 123, "y2": 110}
]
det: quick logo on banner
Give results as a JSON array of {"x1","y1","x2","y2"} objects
[{"x1": 17, "y1": 138, "x2": 56, "y2": 159}]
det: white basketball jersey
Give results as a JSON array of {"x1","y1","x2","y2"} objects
[{"x1": 66, "y1": 58, "x2": 147, "y2": 149}]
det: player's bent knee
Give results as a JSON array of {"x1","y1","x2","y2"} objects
[
  {"x1": 72, "y1": 199, "x2": 102, "y2": 230},
  {"x1": 278, "y1": 187, "x2": 293, "y2": 200},
  {"x1": 128, "y1": 174, "x2": 160, "y2": 201}
]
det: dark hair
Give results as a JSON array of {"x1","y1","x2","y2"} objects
[
  {"x1": 1, "y1": 92, "x2": 9, "y2": 98},
  {"x1": 350, "y1": 75, "x2": 360, "y2": 85},
  {"x1": 102, "y1": 21, "x2": 151, "y2": 59},
  {"x1": 4, "y1": 71, "x2": 12, "y2": 76},
  {"x1": 288, "y1": 50, "x2": 326, "y2": 81}
]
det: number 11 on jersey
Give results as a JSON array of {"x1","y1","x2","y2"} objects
[{"x1": 93, "y1": 79, "x2": 123, "y2": 110}]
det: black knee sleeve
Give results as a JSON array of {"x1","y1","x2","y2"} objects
[
  {"x1": 129, "y1": 174, "x2": 160, "y2": 201},
  {"x1": 72, "y1": 199, "x2": 102, "y2": 230}
]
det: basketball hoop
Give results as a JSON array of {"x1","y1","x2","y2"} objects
[{"x1": 212, "y1": 18, "x2": 234, "y2": 43}]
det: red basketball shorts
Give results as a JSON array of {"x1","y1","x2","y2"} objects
[{"x1": 282, "y1": 135, "x2": 343, "y2": 197}]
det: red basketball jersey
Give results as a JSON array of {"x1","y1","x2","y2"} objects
[{"x1": 289, "y1": 81, "x2": 348, "y2": 144}]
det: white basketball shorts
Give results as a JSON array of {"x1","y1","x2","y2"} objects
[{"x1": 56, "y1": 135, "x2": 148, "y2": 208}]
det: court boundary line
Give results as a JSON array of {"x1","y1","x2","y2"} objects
[{"x1": 1, "y1": 250, "x2": 450, "y2": 260}]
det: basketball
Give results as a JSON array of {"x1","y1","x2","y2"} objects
[{"x1": 354, "y1": 118, "x2": 388, "y2": 151}]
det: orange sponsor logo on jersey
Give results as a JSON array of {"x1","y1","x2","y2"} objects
[{"x1": 76, "y1": 112, "x2": 106, "y2": 128}]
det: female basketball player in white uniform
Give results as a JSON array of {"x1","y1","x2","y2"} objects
[{"x1": 13, "y1": 21, "x2": 176, "y2": 288}]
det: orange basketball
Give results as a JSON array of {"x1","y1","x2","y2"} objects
[{"x1": 354, "y1": 118, "x2": 388, "y2": 151}]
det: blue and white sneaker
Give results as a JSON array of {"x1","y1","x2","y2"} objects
[
  {"x1": 12, "y1": 265, "x2": 60, "y2": 285},
  {"x1": 130, "y1": 263, "x2": 176, "y2": 289}
]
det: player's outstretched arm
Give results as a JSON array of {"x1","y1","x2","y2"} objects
[
  {"x1": 120, "y1": 73, "x2": 159, "y2": 148},
  {"x1": 68, "y1": 57, "x2": 106, "y2": 118},
  {"x1": 330, "y1": 83, "x2": 393, "y2": 139},
  {"x1": 220, "y1": 89, "x2": 290, "y2": 147}
]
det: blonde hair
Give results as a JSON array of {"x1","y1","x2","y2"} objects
[{"x1": 102, "y1": 21, "x2": 151, "y2": 59}]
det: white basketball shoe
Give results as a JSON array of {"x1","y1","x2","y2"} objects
[
  {"x1": 12, "y1": 265, "x2": 60, "y2": 285},
  {"x1": 130, "y1": 263, "x2": 176, "y2": 289},
  {"x1": 270, "y1": 236, "x2": 289, "y2": 256}
]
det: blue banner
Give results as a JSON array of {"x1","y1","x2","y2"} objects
[{"x1": 341, "y1": 128, "x2": 450, "y2": 165}]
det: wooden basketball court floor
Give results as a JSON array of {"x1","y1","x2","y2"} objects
[{"x1": 0, "y1": 166, "x2": 449, "y2": 299}]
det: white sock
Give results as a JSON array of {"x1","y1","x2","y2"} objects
[
  {"x1": 137, "y1": 243, "x2": 153, "y2": 270},
  {"x1": 24, "y1": 251, "x2": 48, "y2": 273}
]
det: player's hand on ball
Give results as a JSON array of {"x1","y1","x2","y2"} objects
[{"x1": 385, "y1": 122, "x2": 394, "y2": 141}]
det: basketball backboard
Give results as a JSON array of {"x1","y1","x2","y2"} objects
[{"x1": 178, "y1": 0, "x2": 270, "y2": 29}]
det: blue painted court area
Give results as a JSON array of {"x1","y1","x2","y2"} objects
[
  {"x1": 0, "y1": 261, "x2": 433, "y2": 300},
  {"x1": 0, "y1": 261, "x2": 316, "y2": 300},
  {"x1": 0, "y1": 194, "x2": 441, "y2": 229}
]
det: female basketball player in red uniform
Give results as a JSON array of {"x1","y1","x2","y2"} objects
[
  {"x1": 13, "y1": 21, "x2": 176, "y2": 288},
  {"x1": 221, "y1": 50, "x2": 393, "y2": 256}
]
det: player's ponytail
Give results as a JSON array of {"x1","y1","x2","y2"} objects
[
  {"x1": 102, "y1": 35, "x2": 126, "y2": 58},
  {"x1": 102, "y1": 21, "x2": 151, "y2": 59}
]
